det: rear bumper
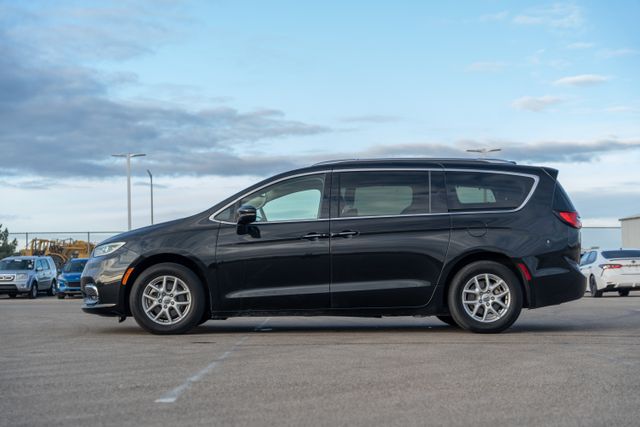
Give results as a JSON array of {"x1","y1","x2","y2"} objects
[{"x1": 528, "y1": 258, "x2": 586, "y2": 308}]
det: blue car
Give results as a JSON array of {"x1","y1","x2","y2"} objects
[{"x1": 57, "y1": 258, "x2": 89, "y2": 299}]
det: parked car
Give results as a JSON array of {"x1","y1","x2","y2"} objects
[
  {"x1": 81, "y1": 158, "x2": 585, "y2": 334},
  {"x1": 57, "y1": 258, "x2": 89, "y2": 299},
  {"x1": 0, "y1": 256, "x2": 58, "y2": 298},
  {"x1": 580, "y1": 248, "x2": 640, "y2": 297}
]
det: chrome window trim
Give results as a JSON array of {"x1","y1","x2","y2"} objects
[{"x1": 209, "y1": 167, "x2": 540, "y2": 224}]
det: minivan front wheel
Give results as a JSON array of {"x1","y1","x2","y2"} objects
[
  {"x1": 130, "y1": 263, "x2": 205, "y2": 335},
  {"x1": 448, "y1": 261, "x2": 522, "y2": 333}
]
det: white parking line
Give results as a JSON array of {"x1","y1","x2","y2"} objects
[{"x1": 154, "y1": 317, "x2": 271, "y2": 404}]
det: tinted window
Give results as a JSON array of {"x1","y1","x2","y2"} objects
[
  {"x1": 581, "y1": 251, "x2": 596, "y2": 265},
  {"x1": 63, "y1": 260, "x2": 88, "y2": 273},
  {"x1": 237, "y1": 174, "x2": 326, "y2": 222},
  {"x1": 602, "y1": 250, "x2": 640, "y2": 259},
  {"x1": 338, "y1": 172, "x2": 441, "y2": 217},
  {"x1": 0, "y1": 259, "x2": 35, "y2": 270},
  {"x1": 445, "y1": 172, "x2": 535, "y2": 211},
  {"x1": 553, "y1": 182, "x2": 576, "y2": 212}
]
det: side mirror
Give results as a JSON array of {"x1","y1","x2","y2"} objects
[
  {"x1": 36, "y1": 267, "x2": 43, "y2": 272},
  {"x1": 237, "y1": 205, "x2": 257, "y2": 225}
]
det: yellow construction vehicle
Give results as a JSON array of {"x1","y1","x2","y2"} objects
[{"x1": 20, "y1": 239, "x2": 95, "y2": 270}]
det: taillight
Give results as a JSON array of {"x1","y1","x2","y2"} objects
[
  {"x1": 599, "y1": 264, "x2": 622, "y2": 270},
  {"x1": 555, "y1": 211, "x2": 582, "y2": 229}
]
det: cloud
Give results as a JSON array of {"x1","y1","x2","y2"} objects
[
  {"x1": 513, "y1": 3, "x2": 584, "y2": 29},
  {"x1": 553, "y1": 74, "x2": 609, "y2": 86},
  {"x1": 466, "y1": 61, "x2": 508, "y2": 72},
  {"x1": 511, "y1": 95, "x2": 564, "y2": 112},
  {"x1": 0, "y1": 23, "x2": 330, "y2": 180},
  {"x1": 349, "y1": 139, "x2": 640, "y2": 164},
  {"x1": 339, "y1": 115, "x2": 400, "y2": 124},
  {"x1": 597, "y1": 48, "x2": 639, "y2": 58}
]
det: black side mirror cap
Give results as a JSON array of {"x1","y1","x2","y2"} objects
[{"x1": 237, "y1": 205, "x2": 257, "y2": 225}]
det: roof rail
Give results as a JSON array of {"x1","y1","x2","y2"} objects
[{"x1": 312, "y1": 157, "x2": 517, "y2": 166}]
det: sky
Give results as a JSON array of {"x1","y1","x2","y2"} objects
[{"x1": 0, "y1": 0, "x2": 639, "y2": 241}]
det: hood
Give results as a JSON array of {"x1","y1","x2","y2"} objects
[
  {"x1": 97, "y1": 217, "x2": 189, "y2": 246},
  {"x1": 0, "y1": 269, "x2": 33, "y2": 276},
  {"x1": 60, "y1": 272, "x2": 82, "y2": 281}
]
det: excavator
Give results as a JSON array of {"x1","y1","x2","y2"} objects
[{"x1": 20, "y1": 239, "x2": 95, "y2": 271}]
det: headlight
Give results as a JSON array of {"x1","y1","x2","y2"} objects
[
  {"x1": 58, "y1": 279, "x2": 66, "y2": 286},
  {"x1": 93, "y1": 242, "x2": 126, "y2": 257},
  {"x1": 16, "y1": 273, "x2": 28, "y2": 281}
]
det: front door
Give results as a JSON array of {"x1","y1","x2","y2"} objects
[
  {"x1": 215, "y1": 173, "x2": 332, "y2": 311},
  {"x1": 330, "y1": 169, "x2": 451, "y2": 309}
]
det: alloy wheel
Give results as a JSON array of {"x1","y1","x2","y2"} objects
[
  {"x1": 141, "y1": 275, "x2": 192, "y2": 325},
  {"x1": 461, "y1": 273, "x2": 511, "y2": 323}
]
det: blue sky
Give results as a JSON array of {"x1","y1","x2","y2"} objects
[{"x1": 0, "y1": 0, "x2": 639, "y2": 238}]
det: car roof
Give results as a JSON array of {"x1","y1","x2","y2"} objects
[{"x1": 312, "y1": 157, "x2": 517, "y2": 166}]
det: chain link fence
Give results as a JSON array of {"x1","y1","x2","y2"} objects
[{"x1": 8, "y1": 231, "x2": 124, "y2": 251}]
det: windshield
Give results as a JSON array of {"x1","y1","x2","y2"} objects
[
  {"x1": 0, "y1": 259, "x2": 35, "y2": 271},
  {"x1": 63, "y1": 260, "x2": 88, "y2": 273},
  {"x1": 602, "y1": 250, "x2": 640, "y2": 259}
]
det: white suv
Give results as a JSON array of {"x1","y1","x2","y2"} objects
[{"x1": 580, "y1": 249, "x2": 640, "y2": 297}]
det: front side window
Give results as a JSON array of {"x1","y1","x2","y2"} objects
[
  {"x1": 445, "y1": 172, "x2": 535, "y2": 211},
  {"x1": 337, "y1": 172, "x2": 439, "y2": 217},
  {"x1": 216, "y1": 174, "x2": 326, "y2": 223}
]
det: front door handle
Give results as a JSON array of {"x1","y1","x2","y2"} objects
[
  {"x1": 301, "y1": 232, "x2": 330, "y2": 240},
  {"x1": 331, "y1": 230, "x2": 359, "y2": 238}
]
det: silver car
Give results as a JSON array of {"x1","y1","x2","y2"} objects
[{"x1": 0, "y1": 256, "x2": 58, "y2": 299}]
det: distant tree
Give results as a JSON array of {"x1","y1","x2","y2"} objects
[{"x1": 0, "y1": 224, "x2": 18, "y2": 259}]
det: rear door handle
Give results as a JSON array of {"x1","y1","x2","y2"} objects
[
  {"x1": 331, "y1": 230, "x2": 359, "y2": 238},
  {"x1": 301, "y1": 232, "x2": 330, "y2": 240}
]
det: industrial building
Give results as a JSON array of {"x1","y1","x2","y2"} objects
[{"x1": 620, "y1": 214, "x2": 640, "y2": 247}]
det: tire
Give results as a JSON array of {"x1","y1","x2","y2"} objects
[
  {"x1": 590, "y1": 276, "x2": 602, "y2": 298},
  {"x1": 48, "y1": 280, "x2": 57, "y2": 296},
  {"x1": 57, "y1": 293, "x2": 65, "y2": 300},
  {"x1": 618, "y1": 290, "x2": 630, "y2": 297},
  {"x1": 8, "y1": 293, "x2": 17, "y2": 299},
  {"x1": 28, "y1": 282, "x2": 38, "y2": 299},
  {"x1": 436, "y1": 315, "x2": 460, "y2": 328},
  {"x1": 447, "y1": 261, "x2": 523, "y2": 333},
  {"x1": 129, "y1": 263, "x2": 206, "y2": 335}
]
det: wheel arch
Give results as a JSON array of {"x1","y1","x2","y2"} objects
[
  {"x1": 440, "y1": 251, "x2": 531, "y2": 309},
  {"x1": 122, "y1": 253, "x2": 212, "y2": 317}
]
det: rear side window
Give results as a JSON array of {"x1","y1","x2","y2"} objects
[
  {"x1": 602, "y1": 250, "x2": 640, "y2": 259},
  {"x1": 445, "y1": 172, "x2": 535, "y2": 211},
  {"x1": 337, "y1": 171, "x2": 446, "y2": 217}
]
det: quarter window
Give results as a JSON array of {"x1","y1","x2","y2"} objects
[
  {"x1": 445, "y1": 172, "x2": 535, "y2": 211},
  {"x1": 337, "y1": 171, "x2": 444, "y2": 217}
]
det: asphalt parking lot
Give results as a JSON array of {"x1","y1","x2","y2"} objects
[{"x1": 1, "y1": 294, "x2": 639, "y2": 427}]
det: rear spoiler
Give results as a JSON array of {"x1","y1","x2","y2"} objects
[{"x1": 541, "y1": 167, "x2": 559, "y2": 180}]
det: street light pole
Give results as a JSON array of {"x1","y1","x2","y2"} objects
[
  {"x1": 147, "y1": 169, "x2": 154, "y2": 225},
  {"x1": 112, "y1": 153, "x2": 146, "y2": 230}
]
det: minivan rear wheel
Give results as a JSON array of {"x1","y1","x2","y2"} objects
[
  {"x1": 129, "y1": 263, "x2": 205, "y2": 335},
  {"x1": 447, "y1": 261, "x2": 522, "y2": 333}
]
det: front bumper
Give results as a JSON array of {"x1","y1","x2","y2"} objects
[
  {"x1": 0, "y1": 283, "x2": 31, "y2": 294},
  {"x1": 81, "y1": 248, "x2": 138, "y2": 317}
]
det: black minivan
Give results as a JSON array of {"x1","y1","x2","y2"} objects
[{"x1": 81, "y1": 158, "x2": 585, "y2": 334}]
